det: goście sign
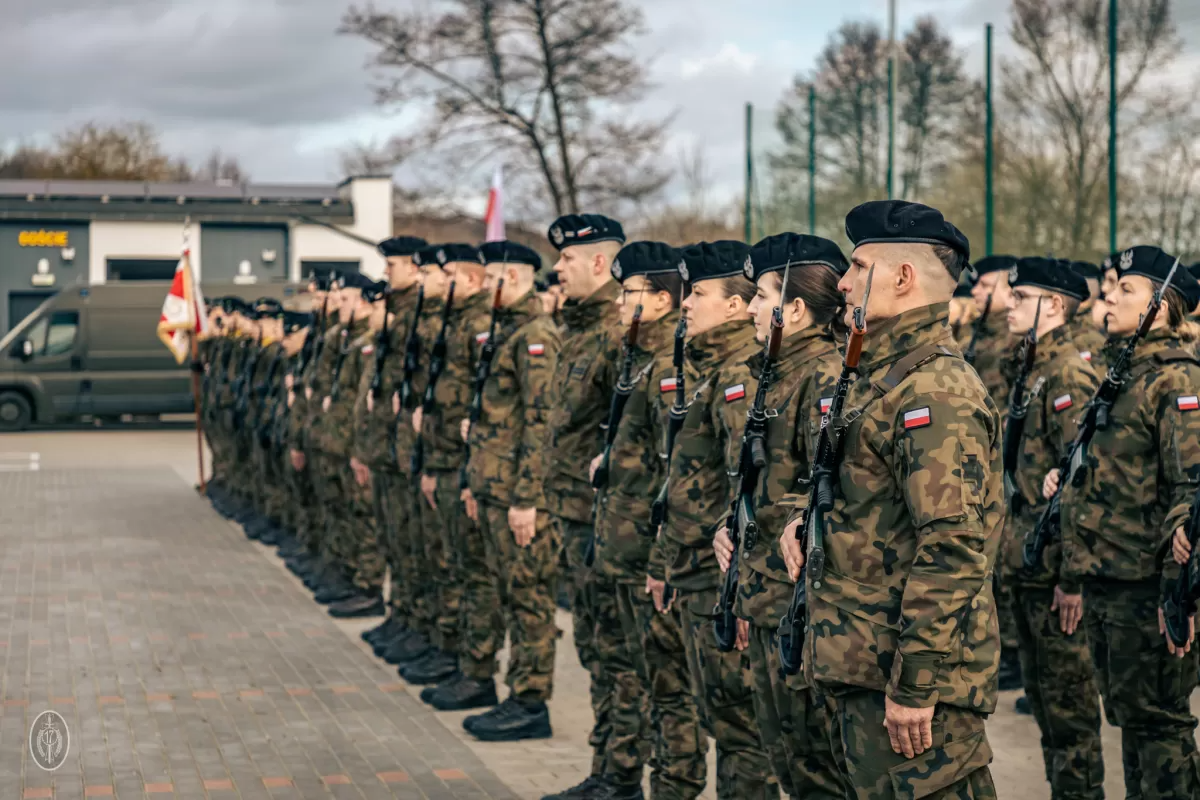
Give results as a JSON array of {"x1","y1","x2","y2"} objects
[{"x1": 19, "y1": 230, "x2": 69, "y2": 248}]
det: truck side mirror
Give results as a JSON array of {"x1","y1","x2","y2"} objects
[{"x1": 10, "y1": 339, "x2": 32, "y2": 360}]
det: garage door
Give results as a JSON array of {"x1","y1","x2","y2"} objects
[{"x1": 8, "y1": 291, "x2": 56, "y2": 331}]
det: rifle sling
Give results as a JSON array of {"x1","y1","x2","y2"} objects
[{"x1": 834, "y1": 344, "x2": 957, "y2": 435}]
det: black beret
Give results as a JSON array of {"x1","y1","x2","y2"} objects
[
  {"x1": 434, "y1": 243, "x2": 484, "y2": 266},
  {"x1": 378, "y1": 236, "x2": 428, "y2": 257},
  {"x1": 338, "y1": 271, "x2": 376, "y2": 292},
  {"x1": 308, "y1": 271, "x2": 339, "y2": 292},
  {"x1": 953, "y1": 280, "x2": 973, "y2": 298},
  {"x1": 543, "y1": 271, "x2": 560, "y2": 287},
  {"x1": 1009, "y1": 257, "x2": 1088, "y2": 301},
  {"x1": 253, "y1": 297, "x2": 285, "y2": 319},
  {"x1": 282, "y1": 311, "x2": 311, "y2": 335},
  {"x1": 745, "y1": 233, "x2": 848, "y2": 281},
  {"x1": 844, "y1": 200, "x2": 970, "y2": 278},
  {"x1": 479, "y1": 241, "x2": 542, "y2": 269},
  {"x1": 412, "y1": 246, "x2": 442, "y2": 268},
  {"x1": 611, "y1": 241, "x2": 682, "y2": 282},
  {"x1": 361, "y1": 280, "x2": 390, "y2": 303},
  {"x1": 223, "y1": 297, "x2": 251, "y2": 315},
  {"x1": 1188, "y1": 262, "x2": 1200, "y2": 282},
  {"x1": 969, "y1": 255, "x2": 1017, "y2": 280},
  {"x1": 1101, "y1": 252, "x2": 1121, "y2": 272},
  {"x1": 1070, "y1": 260, "x2": 1103, "y2": 281},
  {"x1": 1114, "y1": 245, "x2": 1200, "y2": 313},
  {"x1": 678, "y1": 240, "x2": 753, "y2": 284},
  {"x1": 547, "y1": 214, "x2": 626, "y2": 250}
]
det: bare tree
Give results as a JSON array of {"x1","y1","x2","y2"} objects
[
  {"x1": 899, "y1": 17, "x2": 972, "y2": 198},
  {"x1": 340, "y1": 0, "x2": 670, "y2": 218},
  {"x1": 192, "y1": 149, "x2": 249, "y2": 183},
  {"x1": 53, "y1": 121, "x2": 192, "y2": 181}
]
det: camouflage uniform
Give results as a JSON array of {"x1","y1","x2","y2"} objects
[
  {"x1": 804, "y1": 303, "x2": 1000, "y2": 799},
  {"x1": 249, "y1": 340, "x2": 287, "y2": 519},
  {"x1": 288, "y1": 315, "x2": 336, "y2": 558},
  {"x1": 225, "y1": 336, "x2": 260, "y2": 506},
  {"x1": 650, "y1": 319, "x2": 777, "y2": 800},
  {"x1": 418, "y1": 290, "x2": 492, "y2": 656},
  {"x1": 351, "y1": 286, "x2": 422, "y2": 627},
  {"x1": 592, "y1": 309, "x2": 707, "y2": 797},
  {"x1": 1000, "y1": 324, "x2": 1105, "y2": 799},
  {"x1": 1061, "y1": 328, "x2": 1200, "y2": 799},
  {"x1": 463, "y1": 291, "x2": 561, "y2": 699},
  {"x1": 1065, "y1": 313, "x2": 1107, "y2": 370},
  {"x1": 201, "y1": 335, "x2": 232, "y2": 486},
  {"x1": 543, "y1": 280, "x2": 622, "y2": 769},
  {"x1": 725, "y1": 328, "x2": 845, "y2": 800}
]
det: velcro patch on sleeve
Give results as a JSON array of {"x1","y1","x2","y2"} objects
[
  {"x1": 660, "y1": 377, "x2": 678, "y2": 393},
  {"x1": 476, "y1": 332, "x2": 490, "y2": 344},
  {"x1": 819, "y1": 397, "x2": 832, "y2": 414},
  {"x1": 1080, "y1": 351, "x2": 1092, "y2": 362},
  {"x1": 1053, "y1": 394, "x2": 1073, "y2": 412},
  {"x1": 1178, "y1": 395, "x2": 1199, "y2": 412},
  {"x1": 723, "y1": 384, "x2": 746, "y2": 402},
  {"x1": 903, "y1": 407, "x2": 931, "y2": 430},
  {"x1": 527, "y1": 343, "x2": 546, "y2": 356}
]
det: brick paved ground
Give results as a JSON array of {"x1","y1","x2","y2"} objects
[{"x1": 0, "y1": 466, "x2": 517, "y2": 800}]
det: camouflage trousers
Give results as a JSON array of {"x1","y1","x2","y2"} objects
[
  {"x1": 747, "y1": 625, "x2": 844, "y2": 799},
  {"x1": 678, "y1": 588, "x2": 778, "y2": 800},
  {"x1": 553, "y1": 515, "x2": 613, "y2": 773},
  {"x1": 308, "y1": 450, "x2": 356, "y2": 578},
  {"x1": 824, "y1": 691, "x2": 996, "y2": 800},
  {"x1": 478, "y1": 502, "x2": 560, "y2": 702},
  {"x1": 616, "y1": 584, "x2": 706, "y2": 800},
  {"x1": 1010, "y1": 584, "x2": 1105, "y2": 799},
  {"x1": 996, "y1": 533, "x2": 1020, "y2": 657},
  {"x1": 1082, "y1": 580, "x2": 1200, "y2": 800},
  {"x1": 288, "y1": 451, "x2": 321, "y2": 554},
  {"x1": 457, "y1": 492, "x2": 505, "y2": 682},
  {"x1": 373, "y1": 470, "x2": 431, "y2": 632},
  {"x1": 419, "y1": 472, "x2": 465, "y2": 654},
  {"x1": 346, "y1": 471, "x2": 384, "y2": 594}
]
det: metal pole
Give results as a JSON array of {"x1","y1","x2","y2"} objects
[
  {"x1": 1108, "y1": 0, "x2": 1118, "y2": 253},
  {"x1": 887, "y1": 0, "x2": 897, "y2": 198},
  {"x1": 808, "y1": 85, "x2": 817, "y2": 235},
  {"x1": 985, "y1": 23, "x2": 994, "y2": 257},
  {"x1": 744, "y1": 102, "x2": 753, "y2": 243}
]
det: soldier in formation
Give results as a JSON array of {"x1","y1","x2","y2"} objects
[{"x1": 198, "y1": 201, "x2": 1200, "y2": 800}]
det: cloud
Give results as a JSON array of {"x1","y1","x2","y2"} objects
[{"x1": 680, "y1": 43, "x2": 759, "y2": 79}]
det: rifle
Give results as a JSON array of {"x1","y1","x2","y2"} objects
[
  {"x1": 1161, "y1": 486, "x2": 1200, "y2": 647},
  {"x1": 1023, "y1": 257, "x2": 1181, "y2": 571},
  {"x1": 233, "y1": 331, "x2": 264, "y2": 430},
  {"x1": 713, "y1": 262, "x2": 791, "y2": 652},
  {"x1": 255, "y1": 347, "x2": 287, "y2": 449},
  {"x1": 584, "y1": 285, "x2": 645, "y2": 568},
  {"x1": 369, "y1": 289, "x2": 393, "y2": 401},
  {"x1": 326, "y1": 310, "x2": 356, "y2": 403},
  {"x1": 963, "y1": 289, "x2": 993, "y2": 366},
  {"x1": 1002, "y1": 297, "x2": 1044, "y2": 514},
  {"x1": 650, "y1": 289, "x2": 688, "y2": 529},
  {"x1": 411, "y1": 280, "x2": 456, "y2": 477},
  {"x1": 389, "y1": 283, "x2": 427, "y2": 465},
  {"x1": 301, "y1": 293, "x2": 331, "y2": 393},
  {"x1": 778, "y1": 263, "x2": 875, "y2": 674},
  {"x1": 460, "y1": 278, "x2": 505, "y2": 491}
]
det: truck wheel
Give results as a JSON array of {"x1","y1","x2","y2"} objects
[{"x1": 0, "y1": 391, "x2": 32, "y2": 432}]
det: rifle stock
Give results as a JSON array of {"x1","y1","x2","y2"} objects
[
  {"x1": 460, "y1": 279, "x2": 505, "y2": 492},
  {"x1": 1163, "y1": 486, "x2": 1200, "y2": 647},
  {"x1": 411, "y1": 281, "x2": 456, "y2": 477},
  {"x1": 650, "y1": 309, "x2": 688, "y2": 529}
]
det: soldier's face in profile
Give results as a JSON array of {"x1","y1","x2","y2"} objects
[
  {"x1": 423, "y1": 265, "x2": 449, "y2": 298},
  {"x1": 553, "y1": 245, "x2": 595, "y2": 300},
  {"x1": 749, "y1": 274, "x2": 782, "y2": 343},
  {"x1": 1101, "y1": 268, "x2": 1119, "y2": 299},
  {"x1": 386, "y1": 256, "x2": 416, "y2": 289},
  {"x1": 1103, "y1": 275, "x2": 1155, "y2": 336},
  {"x1": 616, "y1": 276, "x2": 650, "y2": 327},
  {"x1": 972, "y1": 271, "x2": 1010, "y2": 312},
  {"x1": 1006, "y1": 288, "x2": 1049, "y2": 335},
  {"x1": 681, "y1": 279, "x2": 735, "y2": 336},
  {"x1": 841, "y1": 249, "x2": 885, "y2": 326}
]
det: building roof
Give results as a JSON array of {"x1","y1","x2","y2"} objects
[{"x1": 0, "y1": 179, "x2": 355, "y2": 224}]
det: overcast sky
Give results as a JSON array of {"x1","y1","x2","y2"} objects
[{"x1": 2, "y1": 0, "x2": 1197, "y2": 210}]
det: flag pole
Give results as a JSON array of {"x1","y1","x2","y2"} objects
[{"x1": 183, "y1": 217, "x2": 208, "y2": 493}]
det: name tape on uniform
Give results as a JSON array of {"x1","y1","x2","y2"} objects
[
  {"x1": 903, "y1": 407, "x2": 931, "y2": 430},
  {"x1": 723, "y1": 384, "x2": 746, "y2": 402},
  {"x1": 1053, "y1": 394, "x2": 1073, "y2": 412},
  {"x1": 1178, "y1": 395, "x2": 1199, "y2": 412},
  {"x1": 660, "y1": 377, "x2": 678, "y2": 393},
  {"x1": 527, "y1": 343, "x2": 546, "y2": 356}
]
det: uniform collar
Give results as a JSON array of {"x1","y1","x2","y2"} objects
[
  {"x1": 686, "y1": 320, "x2": 758, "y2": 368},
  {"x1": 561, "y1": 280, "x2": 620, "y2": 333},
  {"x1": 635, "y1": 310, "x2": 680, "y2": 357},
  {"x1": 1127, "y1": 326, "x2": 1189, "y2": 364},
  {"x1": 387, "y1": 282, "x2": 419, "y2": 313},
  {"x1": 500, "y1": 291, "x2": 543, "y2": 328},
  {"x1": 859, "y1": 303, "x2": 954, "y2": 374}
]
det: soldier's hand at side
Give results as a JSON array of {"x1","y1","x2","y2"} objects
[
  {"x1": 461, "y1": 488, "x2": 478, "y2": 522},
  {"x1": 392, "y1": 391, "x2": 400, "y2": 415},
  {"x1": 588, "y1": 454, "x2": 603, "y2": 486},
  {"x1": 646, "y1": 575, "x2": 672, "y2": 614},
  {"x1": 884, "y1": 697, "x2": 935, "y2": 758},
  {"x1": 287, "y1": 390, "x2": 295, "y2": 409},
  {"x1": 509, "y1": 506, "x2": 537, "y2": 547},
  {"x1": 285, "y1": 374, "x2": 294, "y2": 390},
  {"x1": 421, "y1": 474, "x2": 438, "y2": 509},
  {"x1": 713, "y1": 526, "x2": 734, "y2": 573},
  {"x1": 735, "y1": 618, "x2": 750, "y2": 651},
  {"x1": 1042, "y1": 468, "x2": 1061, "y2": 500},
  {"x1": 321, "y1": 396, "x2": 331, "y2": 413},
  {"x1": 460, "y1": 419, "x2": 471, "y2": 443},
  {"x1": 289, "y1": 450, "x2": 306, "y2": 471},
  {"x1": 780, "y1": 516, "x2": 805, "y2": 582},
  {"x1": 1173, "y1": 526, "x2": 1191, "y2": 566},
  {"x1": 1159, "y1": 607, "x2": 1196, "y2": 658},
  {"x1": 366, "y1": 393, "x2": 374, "y2": 413},
  {"x1": 412, "y1": 408, "x2": 423, "y2": 434},
  {"x1": 1051, "y1": 585, "x2": 1083, "y2": 635}
]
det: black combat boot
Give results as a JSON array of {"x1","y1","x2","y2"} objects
[
  {"x1": 312, "y1": 577, "x2": 357, "y2": 605},
  {"x1": 399, "y1": 651, "x2": 458, "y2": 685},
  {"x1": 428, "y1": 677, "x2": 498, "y2": 711},
  {"x1": 258, "y1": 523, "x2": 286, "y2": 546},
  {"x1": 539, "y1": 776, "x2": 605, "y2": 800},
  {"x1": 362, "y1": 616, "x2": 398, "y2": 645},
  {"x1": 373, "y1": 625, "x2": 412, "y2": 657},
  {"x1": 327, "y1": 592, "x2": 384, "y2": 618},
  {"x1": 1014, "y1": 695, "x2": 1032, "y2": 715},
  {"x1": 383, "y1": 631, "x2": 431, "y2": 665},
  {"x1": 420, "y1": 672, "x2": 463, "y2": 704},
  {"x1": 464, "y1": 697, "x2": 552, "y2": 742}
]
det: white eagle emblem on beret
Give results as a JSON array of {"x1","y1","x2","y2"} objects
[
  {"x1": 612, "y1": 259, "x2": 622, "y2": 280},
  {"x1": 1120, "y1": 249, "x2": 1134, "y2": 270},
  {"x1": 743, "y1": 254, "x2": 754, "y2": 279},
  {"x1": 1008, "y1": 264, "x2": 1019, "y2": 284},
  {"x1": 551, "y1": 226, "x2": 564, "y2": 246},
  {"x1": 436, "y1": 248, "x2": 447, "y2": 265},
  {"x1": 678, "y1": 260, "x2": 689, "y2": 281}
]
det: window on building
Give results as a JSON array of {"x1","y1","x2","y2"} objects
[{"x1": 107, "y1": 259, "x2": 179, "y2": 281}]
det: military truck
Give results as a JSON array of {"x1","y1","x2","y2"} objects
[{"x1": 0, "y1": 281, "x2": 303, "y2": 431}]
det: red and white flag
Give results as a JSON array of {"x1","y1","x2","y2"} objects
[
  {"x1": 484, "y1": 166, "x2": 505, "y2": 242},
  {"x1": 156, "y1": 248, "x2": 209, "y2": 365}
]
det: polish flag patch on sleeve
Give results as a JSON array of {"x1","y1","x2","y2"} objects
[
  {"x1": 362, "y1": 344, "x2": 375, "y2": 355},
  {"x1": 660, "y1": 377, "x2": 678, "y2": 393},
  {"x1": 476, "y1": 332, "x2": 490, "y2": 344},
  {"x1": 723, "y1": 384, "x2": 746, "y2": 402},
  {"x1": 527, "y1": 343, "x2": 546, "y2": 356},
  {"x1": 1053, "y1": 394, "x2": 1073, "y2": 412},
  {"x1": 1080, "y1": 351, "x2": 1092, "y2": 362},
  {"x1": 903, "y1": 407, "x2": 931, "y2": 430},
  {"x1": 1178, "y1": 395, "x2": 1199, "y2": 411},
  {"x1": 819, "y1": 397, "x2": 832, "y2": 414}
]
